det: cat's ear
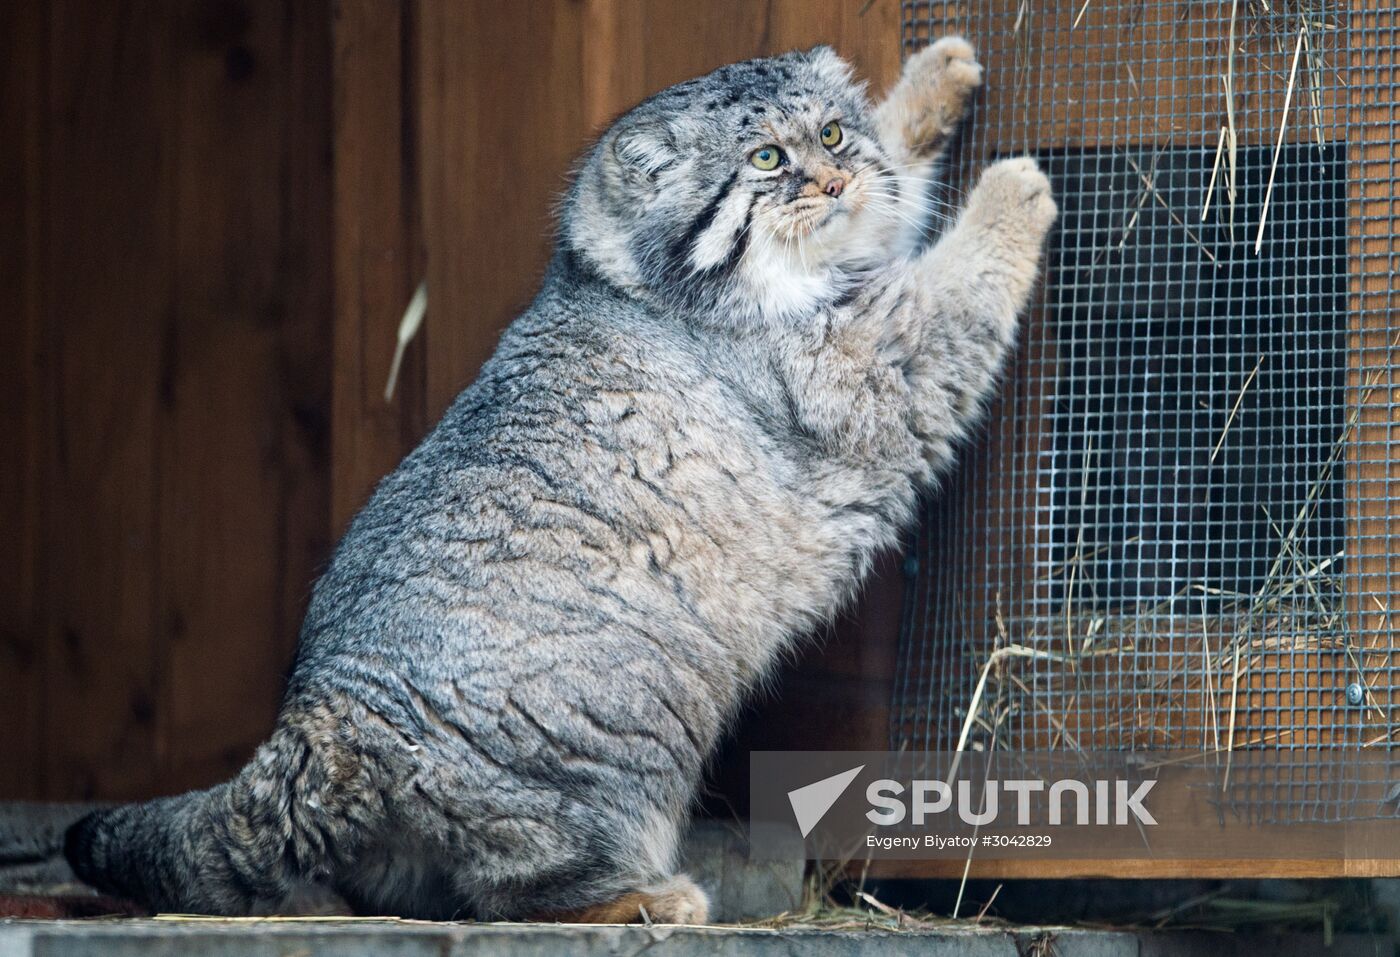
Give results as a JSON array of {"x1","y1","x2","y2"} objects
[
  {"x1": 610, "y1": 117, "x2": 678, "y2": 187},
  {"x1": 803, "y1": 44, "x2": 858, "y2": 86}
]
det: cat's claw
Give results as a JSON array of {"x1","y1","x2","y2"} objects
[
  {"x1": 906, "y1": 36, "x2": 982, "y2": 95},
  {"x1": 880, "y1": 36, "x2": 983, "y2": 160}
]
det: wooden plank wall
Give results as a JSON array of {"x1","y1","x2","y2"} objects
[
  {"x1": 2, "y1": 0, "x2": 911, "y2": 801},
  {"x1": 330, "y1": 0, "x2": 429, "y2": 535},
  {"x1": 0, "y1": 0, "x2": 47, "y2": 801},
  {"x1": 1, "y1": 0, "x2": 333, "y2": 800}
]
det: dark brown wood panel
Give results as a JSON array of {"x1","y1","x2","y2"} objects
[
  {"x1": 0, "y1": 0, "x2": 47, "y2": 800},
  {"x1": 41, "y1": 0, "x2": 175, "y2": 801},
  {"x1": 158, "y1": 0, "x2": 333, "y2": 795},
  {"x1": 581, "y1": 0, "x2": 902, "y2": 130},
  {"x1": 331, "y1": 0, "x2": 428, "y2": 535},
  {"x1": 2, "y1": 0, "x2": 335, "y2": 802},
  {"x1": 417, "y1": 1, "x2": 588, "y2": 421}
]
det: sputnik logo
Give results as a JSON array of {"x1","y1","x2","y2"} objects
[{"x1": 787, "y1": 765, "x2": 864, "y2": 838}]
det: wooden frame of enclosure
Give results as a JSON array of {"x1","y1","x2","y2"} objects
[{"x1": 877, "y1": 0, "x2": 1399, "y2": 879}]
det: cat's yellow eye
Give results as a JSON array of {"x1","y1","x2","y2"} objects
[
  {"x1": 750, "y1": 146, "x2": 783, "y2": 171},
  {"x1": 820, "y1": 121, "x2": 843, "y2": 148}
]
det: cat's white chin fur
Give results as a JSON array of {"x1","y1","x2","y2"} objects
[
  {"x1": 736, "y1": 183, "x2": 914, "y2": 323},
  {"x1": 737, "y1": 232, "x2": 844, "y2": 322}
]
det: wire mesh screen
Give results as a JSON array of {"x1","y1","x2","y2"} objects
[{"x1": 893, "y1": 0, "x2": 1399, "y2": 818}]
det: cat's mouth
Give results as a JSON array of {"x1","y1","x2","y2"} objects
[
  {"x1": 790, "y1": 199, "x2": 837, "y2": 230},
  {"x1": 783, "y1": 189, "x2": 865, "y2": 237}
]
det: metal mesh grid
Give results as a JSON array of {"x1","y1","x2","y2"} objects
[{"x1": 893, "y1": 0, "x2": 1399, "y2": 820}]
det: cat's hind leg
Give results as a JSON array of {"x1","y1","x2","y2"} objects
[
  {"x1": 546, "y1": 874, "x2": 709, "y2": 925},
  {"x1": 456, "y1": 795, "x2": 709, "y2": 924},
  {"x1": 332, "y1": 843, "x2": 462, "y2": 920}
]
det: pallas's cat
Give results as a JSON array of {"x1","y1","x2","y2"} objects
[{"x1": 67, "y1": 38, "x2": 1054, "y2": 922}]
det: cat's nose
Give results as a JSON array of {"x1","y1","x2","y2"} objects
[{"x1": 823, "y1": 176, "x2": 846, "y2": 197}]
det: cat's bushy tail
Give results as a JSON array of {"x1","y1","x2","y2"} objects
[{"x1": 64, "y1": 716, "x2": 378, "y2": 914}]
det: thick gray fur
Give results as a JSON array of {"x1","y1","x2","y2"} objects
[{"x1": 66, "y1": 39, "x2": 1055, "y2": 922}]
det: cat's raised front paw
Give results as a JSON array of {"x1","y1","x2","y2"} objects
[
  {"x1": 877, "y1": 36, "x2": 983, "y2": 161},
  {"x1": 966, "y1": 156, "x2": 1058, "y2": 239},
  {"x1": 906, "y1": 36, "x2": 982, "y2": 95}
]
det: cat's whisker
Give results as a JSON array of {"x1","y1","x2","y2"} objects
[
  {"x1": 862, "y1": 199, "x2": 943, "y2": 235},
  {"x1": 731, "y1": 211, "x2": 759, "y2": 248},
  {"x1": 859, "y1": 170, "x2": 959, "y2": 194},
  {"x1": 866, "y1": 192, "x2": 956, "y2": 228},
  {"x1": 863, "y1": 199, "x2": 957, "y2": 226},
  {"x1": 866, "y1": 166, "x2": 971, "y2": 201},
  {"x1": 859, "y1": 202, "x2": 931, "y2": 234},
  {"x1": 861, "y1": 182, "x2": 959, "y2": 208},
  {"x1": 866, "y1": 175, "x2": 966, "y2": 203},
  {"x1": 875, "y1": 160, "x2": 972, "y2": 183},
  {"x1": 861, "y1": 190, "x2": 958, "y2": 225},
  {"x1": 862, "y1": 184, "x2": 956, "y2": 206}
]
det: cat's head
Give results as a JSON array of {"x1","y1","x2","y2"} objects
[{"x1": 563, "y1": 47, "x2": 907, "y2": 324}]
